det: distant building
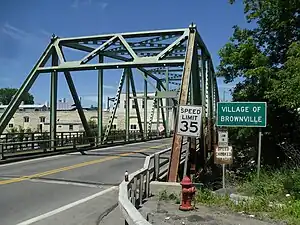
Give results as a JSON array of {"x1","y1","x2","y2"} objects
[{"x1": 0, "y1": 93, "x2": 176, "y2": 134}]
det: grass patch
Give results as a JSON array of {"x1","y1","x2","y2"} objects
[
  {"x1": 158, "y1": 189, "x2": 180, "y2": 204},
  {"x1": 196, "y1": 168, "x2": 300, "y2": 225}
]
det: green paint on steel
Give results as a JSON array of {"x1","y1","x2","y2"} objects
[{"x1": 217, "y1": 102, "x2": 267, "y2": 127}]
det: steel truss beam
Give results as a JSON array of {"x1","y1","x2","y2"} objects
[
  {"x1": 167, "y1": 24, "x2": 218, "y2": 182},
  {"x1": 0, "y1": 25, "x2": 218, "y2": 183}
]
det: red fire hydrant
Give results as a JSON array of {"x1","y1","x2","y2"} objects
[{"x1": 179, "y1": 176, "x2": 196, "y2": 211}]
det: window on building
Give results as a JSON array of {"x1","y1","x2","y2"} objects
[
  {"x1": 112, "y1": 124, "x2": 117, "y2": 130},
  {"x1": 69, "y1": 125, "x2": 73, "y2": 131},
  {"x1": 9, "y1": 124, "x2": 13, "y2": 128},
  {"x1": 24, "y1": 116, "x2": 29, "y2": 123},
  {"x1": 132, "y1": 100, "x2": 136, "y2": 109},
  {"x1": 124, "y1": 100, "x2": 126, "y2": 109},
  {"x1": 40, "y1": 117, "x2": 46, "y2": 123},
  {"x1": 130, "y1": 124, "x2": 137, "y2": 130}
]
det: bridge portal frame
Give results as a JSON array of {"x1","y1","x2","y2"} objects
[{"x1": 0, "y1": 24, "x2": 219, "y2": 180}]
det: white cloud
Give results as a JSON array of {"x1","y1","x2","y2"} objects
[
  {"x1": 2, "y1": 23, "x2": 30, "y2": 40},
  {"x1": 98, "y1": 1, "x2": 108, "y2": 9},
  {"x1": 71, "y1": 0, "x2": 108, "y2": 9},
  {"x1": 103, "y1": 85, "x2": 115, "y2": 89}
]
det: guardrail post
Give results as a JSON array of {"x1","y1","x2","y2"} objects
[
  {"x1": 131, "y1": 177, "x2": 137, "y2": 206},
  {"x1": 139, "y1": 173, "x2": 144, "y2": 206},
  {"x1": 154, "y1": 153, "x2": 159, "y2": 180},
  {"x1": 31, "y1": 133, "x2": 35, "y2": 149},
  {"x1": 61, "y1": 133, "x2": 64, "y2": 147},
  {"x1": 145, "y1": 170, "x2": 150, "y2": 197},
  {"x1": 0, "y1": 144, "x2": 3, "y2": 160},
  {"x1": 73, "y1": 135, "x2": 76, "y2": 149}
]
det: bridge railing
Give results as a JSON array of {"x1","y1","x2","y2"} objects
[
  {"x1": 119, "y1": 140, "x2": 189, "y2": 225},
  {"x1": 0, "y1": 130, "x2": 174, "y2": 160}
]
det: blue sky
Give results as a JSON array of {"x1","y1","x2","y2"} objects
[{"x1": 0, "y1": 0, "x2": 250, "y2": 107}]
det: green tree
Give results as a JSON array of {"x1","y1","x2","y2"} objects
[
  {"x1": 218, "y1": 0, "x2": 300, "y2": 168},
  {"x1": 0, "y1": 88, "x2": 34, "y2": 105}
]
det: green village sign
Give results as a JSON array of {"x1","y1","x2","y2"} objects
[{"x1": 217, "y1": 102, "x2": 267, "y2": 127}]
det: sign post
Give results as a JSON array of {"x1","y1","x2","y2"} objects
[
  {"x1": 217, "y1": 102, "x2": 267, "y2": 179},
  {"x1": 217, "y1": 130, "x2": 229, "y2": 188},
  {"x1": 177, "y1": 105, "x2": 202, "y2": 177},
  {"x1": 257, "y1": 128, "x2": 262, "y2": 178}
]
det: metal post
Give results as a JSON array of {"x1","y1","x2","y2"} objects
[
  {"x1": 154, "y1": 153, "x2": 159, "y2": 180},
  {"x1": 139, "y1": 173, "x2": 144, "y2": 206},
  {"x1": 257, "y1": 128, "x2": 262, "y2": 178},
  {"x1": 156, "y1": 90, "x2": 160, "y2": 133},
  {"x1": 207, "y1": 61, "x2": 212, "y2": 153},
  {"x1": 129, "y1": 70, "x2": 143, "y2": 138},
  {"x1": 145, "y1": 170, "x2": 150, "y2": 197},
  {"x1": 200, "y1": 55, "x2": 207, "y2": 165},
  {"x1": 0, "y1": 145, "x2": 3, "y2": 160},
  {"x1": 144, "y1": 73, "x2": 148, "y2": 139},
  {"x1": 50, "y1": 51, "x2": 58, "y2": 151},
  {"x1": 165, "y1": 67, "x2": 169, "y2": 137},
  {"x1": 168, "y1": 25, "x2": 197, "y2": 182},
  {"x1": 98, "y1": 56, "x2": 103, "y2": 145},
  {"x1": 125, "y1": 68, "x2": 130, "y2": 142},
  {"x1": 183, "y1": 139, "x2": 190, "y2": 177}
]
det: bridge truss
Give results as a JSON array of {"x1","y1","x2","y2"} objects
[{"x1": 0, "y1": 24, "x2": 219, "y2": 181}]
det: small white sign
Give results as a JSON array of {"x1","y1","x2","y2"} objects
[
  {"x1": 215, "y1": 146, "x2": 233, "y2": 160},
  {"x1": 218, "y1": 130, "x2": 228, "y2": 147},
  {"x1": 177, "y1": 105, "x2": 202, "y2": 137},
  {"x1": 158, "y1": 124, "x2": 165, "y2": 132}
]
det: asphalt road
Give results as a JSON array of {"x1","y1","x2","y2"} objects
[{"x1": 0, "y1": 138, "x2": 172, "y2": 225}]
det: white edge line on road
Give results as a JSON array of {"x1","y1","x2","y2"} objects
[
  {"x1": 0, "y1": 138, "x2": 171, "y2": 168},
  {"x1": 16, "y1": 186, "x2": 118, "y2": 225}
]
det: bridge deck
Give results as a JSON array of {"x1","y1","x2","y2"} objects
[{"x1": 0, "y1": 138, "x2": 172, "y2": 225}]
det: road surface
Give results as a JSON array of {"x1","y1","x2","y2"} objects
[{"x1": 0, "y1": 138, "x2": 172, "y2": 225}]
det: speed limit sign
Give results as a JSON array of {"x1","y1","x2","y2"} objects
[{"x1": 177, "y1": 105, "x2": 202, "y2": 137}]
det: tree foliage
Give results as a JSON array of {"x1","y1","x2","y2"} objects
[
  {"x1": 219, "y1": 0, "x2": 300, "y2": 169},
  {"x1": 0, "y1": 88, "x2": 34, "y2": 105}
]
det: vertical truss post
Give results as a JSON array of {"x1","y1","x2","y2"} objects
[
  {"x1": 129, "y1": 69, "x2": 144, "y2": 139},
  {"x1": 98, "y1": 56, "x2": 104, "y2": 145},
  {"x1": 158, "y1": 84, "x2": 167, "y2": 137},
  {"x1": 0, "y1": 42, "x2": 53, "y2": 135},
  {"x1": 50, "y1": 50, "x2": 58, "y2": 151},
  {"x1": 168, "y1": 25, "x2": 197, "y2": 182},
  {"x1": 189, "y1": 44, "x2": 201, "y2": 177},
  {"x1": 125, "y1": 68, "x2": 130, "y2": 142},
  {"x1": 165, "y1": 68, "x2": 170, "y2": 137},
  {"x1": 207, "y1": 61, "x2": 213, "y2": 153},
  {"x1": 144, "y1": 73, "x2": 148, "y2": 139},
  {"x1": 211, "y1": 76, "x2": 217, "y2": 146},
  {"x1": 200, "y1": 54, "x2": 207, "y2": 167},
  {"x1": 156, "y1": 83, "x2": 160, "y2": 132}
]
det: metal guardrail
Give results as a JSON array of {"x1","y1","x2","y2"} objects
[
  {"x1": 118, "y1": 141, "x2": 188, "y2": 225},
  {"x1": 0, "y1": 130, "x2": 173, "y2": 160}
]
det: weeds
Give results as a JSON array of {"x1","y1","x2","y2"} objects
[
  {"x1": 196, "y1": 168, "x2": 300, "y2": 225},
  {"x1": 158, "y1": 190, "x2": 180, "y2": 204},
  {"x1": 158, "y1": 169, "x2": 300, "y2": 225}
]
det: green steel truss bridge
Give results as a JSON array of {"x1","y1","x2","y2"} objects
[{"x1": 0, "y1": 24, "x2": 219, "y2": 181}]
